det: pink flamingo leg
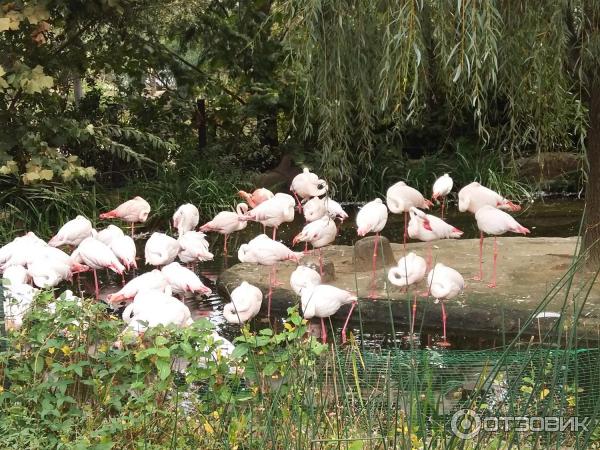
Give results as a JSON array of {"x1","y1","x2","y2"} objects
[
  {"x1": 272, "y1": 227, "x2": 277, "y2": 241},
  {"x1": 411, "y1": 292, "x2": 417, "y2": 335},
  {"x1": 488, "y1": 237, "x2": 498, "y2": 288},
  {"x1": 93, "y1": 269, "x2": 99, "y2": 298},
  {"x1": 321, "y1": 318, "x2": 327, "y2": 343},
  {"x1": 267, "y1": 268, "x2": 273, "y2": 318},
  {"x1": 292, "y1": 191, "x2": 303, "y2": 213},
  {"x1": 426, "y1": 244, "x2": 432, "y2": 270},
  {"x1": 369, "y1": 233, "x2": 379, "y2": 299},
  {"x1": 341, "y1": 302, "x2": 356, "y2": 344},
  {"x1": 473, "y1": 231, "x2": 484, "y2": 281},
  {"x1": 130, "y1": 223, "x2": 135, "y2": 238},
  {"x1": 223, "y1": 234, "x2": 229, "y2": 255},
  {"x1": 271, "y1": 265, "x2": 283, "y2": 287},
  {"x1": 441, "y1": 198, "x2": 445, "y2": 220},
  {"x1": 319, "y1": 248, "x2": 324, "y2": 276},
  {"x1": 439, "y1": 300, "x2": 451, "y2": 347},
  {"x1": 403, "y1": 211, "x2": 408, "y2": 249}
]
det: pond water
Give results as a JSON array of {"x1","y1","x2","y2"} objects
[{"x1": 89, "y1": 198, "x2": 584, "y2": 351}]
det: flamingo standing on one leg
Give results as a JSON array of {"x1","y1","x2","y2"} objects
[
  {"x1": 432, "y1": 174, "x2": 453, "y2": 220},
  {"x1": 145, "y1": 232, "x2": 180, "y2": 267},
  {"x1": 292, "y1": 215, "x2": 337, "y2": 275},
  {"x1": 475, "y1": 205, "x2": 530, "y2": 288},
  {"x1": 407, "y1": 207, "x2": 463, "y2": 268},
  {"x1": 99, "y1": 196, "x2": 151, "y2": 238},
  {"x1": 356, "y1": 198, "x2": 388, "y2": 298},
  {"x1": 427, "y1": 263, "x2": 465, "y2": 347},
  {"x1": 199, "y1": 203, "x2": 249, "y2": 254},
  {"x1": 177, "y1": 231, "x2": 213, "y2": 267},
  {"x1": 300, "y1": 284, "x2": 357, "y2": 344},
  {"x1": 458, "y1": 182, "x2": 523, "y2": 280},
  {"x1": 387, "y1": 252, "x2": 427, "y2": 334},
  {"x1": 48, "y1": 215, "x2": 93, "y2": 248},
  {"x1": 386, "y1": 181, "x2": 433, "y2": 249}
]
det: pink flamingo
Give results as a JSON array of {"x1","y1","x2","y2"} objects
[
  {"x1": 356, "y1": 198, "x2": 388, "y2": 298},
  {"x1": 144, "y1": 232, "x2": 180, "y2": 267},
  {"x1": 292, "y1": 215, "x2": 337, "y2": 275},
  {"x1": 177, "y1": 231, "x2": 213, "y2": 266},
  {"x1": 427, "y1": 263, "x2": 465, "y2": 347},
  {"x1": 72, "y1": 237, "x2": 124, "y2": 297},
  {"x1": 199, "y1": 203, "x2": 249, "y2": 254},
  {"x1": 475, "y1": 205, "x2": 530, "y2": 287},
  {"x1": 240, "y1": 193, "x2": 295, "y2": 241},
  {"x1": 290, "y1": 168, "x2": 328, "y2": 212},
  {"x1": 161, "y1": 262, "x2": 212, "y2": 298},
  {"x1": 386, "y1": 181, "x2": 433, "y2": 248},
  {"x1": 387, "y1": 252, "x2": 427, "y2": 334},
  {"x1": 290, "y1": 265, "x2": 321, "y2": 295},
  {"x1": 432, "y1": 174, "x2": 453, "y2": 220},
  {"x1": 107, "y1": 269, "x2": 167, "y2": 304},
  {"x1": 48, "y1": 215, "x2": 93, "y2": 248},
  {"x1": 99, "y1": 196, "x2": 150, "y2": 238},
  {"x1": 407, "y1": 207, "x2": 463, "y2": 267},
  {"x1": 238, "y1": 234, "x2": 302, "y2": 316},
  {"x1": 300, "y1": 284, "x2": 357, "y2": 344},
  {"x1": 237, "y1": 188, "x2": 274, "y2": 208}
]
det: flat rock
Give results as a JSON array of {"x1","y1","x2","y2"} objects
[
  {"x1": 353, "y1": 236, "x2": 396, "y2": 271},
  {"x1": 217, "y1": 237, "x2": 600, "y2": 340}
]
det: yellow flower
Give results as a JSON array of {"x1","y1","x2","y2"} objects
[
  {"x1": 61, "y1": 345, "x2": 71, "y2": 356},
  {"x1": 284, "y1": 322, "x2": 294, "y2": 332},
  {"x1": 48, "y1": 347, "x2": 55, "y2": 355},
  {"x1": 540, "y1": 388, "x2": 550, "y2": 400},
  {"x1": 203, "y1": 421, "x2": 214, "y2": 435}
]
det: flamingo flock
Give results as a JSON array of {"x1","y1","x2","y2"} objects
[{"x1": 1, "y1": 166, "x2": 530, "y2": 347}]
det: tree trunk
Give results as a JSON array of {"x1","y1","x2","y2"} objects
[
  {"x1": 196, "y1": 98, "x2": 207, "y2": 152},
  {"x1": 584, "y1": 80, "x2": 600, "y2": 266}
]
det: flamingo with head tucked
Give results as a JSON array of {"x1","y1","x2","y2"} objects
[
  {"x1": 293, "y1": 216, "x2": 337, "y2": 275},
  {"x1": 407, "y1": 207, "x2": 463, "y2": 267},
  {"x1": 237, "y1": 188, "x2": 274, "y2": 208},
  {"x1": 427, "y1": 263, "x2": 465, "y2": 346},
  {"x1": 356, "y1": 198, "x2": 388, "y2": 298},
  {"x1": 48, "y1": 215, "x2": 93, "y2": 248},
  {"x1": 290, "y1": 265, "x2": 321, "y2": 295},
  {"x1": 290, "y1": 168, "x2": 328, "y2": 211},
  {"x1": 161, "y1": 262, "x2": 212, "y2": 298},
  {"x1": 173, "y1": 203, "x2": 200, "y2": 235},
  {"x1": 240, "y1": 193, "x2": 295, "y2": 241},
  {"x1": 144, "y1": 232, "x2": 180, "y2": 267},
  {"x1": 223, "y1": 281, "x2": 263, "y2": 324},
  {"x1": 386, "y1": 181, "x2": 433, "y2": 249},
  {"x1": 99, "y1": 196, "x2": 150, "y2": 238},
  {"x1": 107, "y1": 269, "x2": 168, "y2": 304},
  {"x1": 199, "y1": 203, "x2": 249, "y2": 254},
  {"x1": 388, "y1": 252, "x2": 427, "y2": 334},
  {"x1": 475, "y1": 205, "x2": 530, "y2": 287},
  {"x1": 432, "y1": 174, "x2": 453, "y2": 220},
  {"x1": 177, "y1": 231, "x2": 213, "y2": 266}
]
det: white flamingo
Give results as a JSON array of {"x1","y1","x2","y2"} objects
[
  {"x1": 107, "y1": 269, "x2": 168, "y2": 304},
  {"x1": 290, "y1": 168, "x2": 328, "y2": 211},
  {"x1": 173, "y1": 203, "x2": 200, "y2": 235},
  {"x1": 324, "y1": 198, "x2": 349, "y2": 222},
  {"x1": 48, "y1": 215, "x2": 93, "y2": 248},
  {"x1": 72, "y1": 237, "x2": 124, "y2": 297},
  {"x1": 240, "y1": 193, "x2": 295, "y2": 240},
  {"x1": 356, "y1": 198, "x2": 388, "y2": 297},
  {"x1": 432, "y1": 174, "x2": 453, "y2": 219},
  {"x1": 290, "y1": 265, "x2": 321, "y2": 295},
  {"x1": 177, "y1": 231, "x2": 214, "y2": 265},
  {"x1": 199, "y1": 203, "x2": 249, "y2": 254},
  {"x1": 386, "y1": 181, "x2": 433, "y2": 248},
  {"x1": 303, "y1": 197, "x2": 327, "y2": 223},
  {"x1": 475, "y1": 205, "x2": 530, "y2": 287},
  {"x1": 292, "y1": 216, "x2": 337, "y2": 275},
  {"x1": 145, "y1": 232, "x2": 180, "y2": 267},
  {"x1": 223, "y1": 281, "x2": 263, "y2": 324},
  {"x1": 161, "y1": 262, "x2": 212, "y2": 297},
  {"x1": 427, "y1": 263, "x2": 465, "y2": 346},
  {"x1": 96, "y1": 224, "x2": 125, "y2": 247},
  {"x1": 300, "y1": 284, "x2": 357, "y2": 344},
  {"x1": 237, "y1": 188, "x2": 274, "y2": 208},
  {"x1": 407, "y1": 207, "x2": 463, "y2": 267},
  {"x1": 387, "y1": 252, "x2": 427, "y2": 334}
]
